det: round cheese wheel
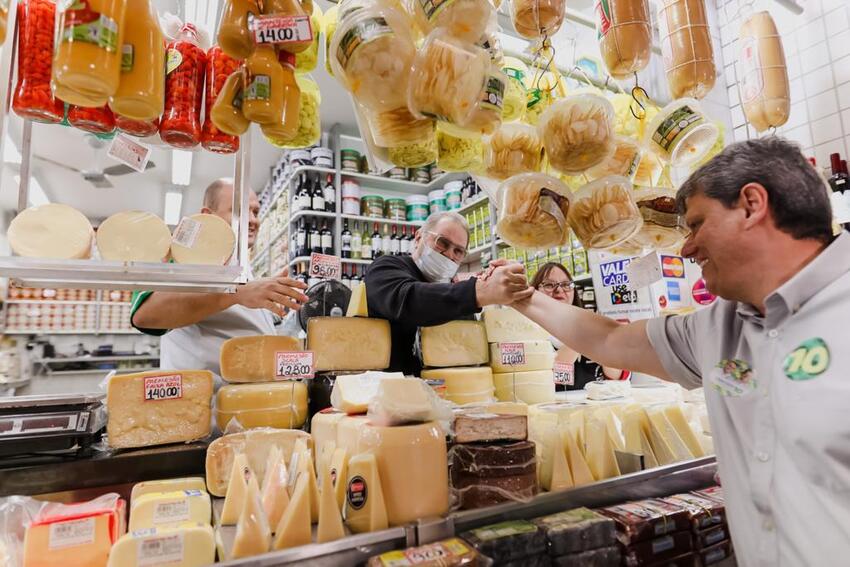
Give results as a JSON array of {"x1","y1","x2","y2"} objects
[
  {"x1": 96, "y1": 210, "x2": 172, "y2": 262},
  {"x1": 8, "y1": 203, "x2": 93, "y2": 259},
  {"x1": 170, "y1": 213, "x2": 235, "y2": 265}
]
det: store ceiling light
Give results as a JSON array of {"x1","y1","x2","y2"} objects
[
  {"x1": 171, "y1": 150, "x2": 193, "y2": 186},
  {"x1": 164, "y1": 190, "x2": 183, "y2": 225},
  {"x1": 14, "y1": 174, "x2": 49, "y2": 206}
]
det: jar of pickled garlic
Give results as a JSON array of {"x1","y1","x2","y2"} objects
[
  {"x1": 12, "y1": 0, "x2": 64, "y2": 123},
  {"x1": 109, "y1": 0, "x2": 164, "y2": 121},
  {"x1": 259, "y1": 51, "x2": 301, "y2": 143},
  {"x1": 242, "y1": 45, "x2": 284, "y2": 124},
  {"x1": 115, "y1": 114, "x2": 159, "y2": 137},
  {"x1": 68, "y1": 104, "x2": 116, "y2": 134},
  {"x1": 218, "y1": 0, "x2": 260, "y2": 60},
  {"x1": 160, "y1": 24, "x2": 206, "y2": 149},
  {"x1": 202, "y1": 46, "x2": 241, "y2": 154},
  {"x1": 53, "y1": 0, "x2": 129, "y2": 107},
  {"x1": 211, "y1": 71, "x2": 250, "y2": 136},
  {"x1": 262, "y1": 0, "x2": 313, "y2": 54}
]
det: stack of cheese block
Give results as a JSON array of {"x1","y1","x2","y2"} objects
[
  {"x1": 8, "y1": 204, "x2": 236, "y2": 265},
  {"x1": 482, "y1": 306, "x2": 557, "y2": 405},
  {"x1": 218, "y1": 336, "x2": 310, "y2": 430},
  {"x1": 108, "y1": 477, "x2": 214, "y2": 567},
  {"x1": 105, "y1": 370, "x2": 214, "y2": 449},
  {"x1": 418, "y1": 319, "x2": 495, "y2": 405}
]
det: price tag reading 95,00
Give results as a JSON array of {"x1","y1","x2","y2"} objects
[
  {"x1": 143, "y1": 374, "x2": 183, "y2": 401},
  {"x1": 499, "y1": 342, "x2": 526, "y2": 367},
  {"x1": 251, "y1": 14, "x2": 313, "y2": 45},
  {"x1": 310, "y1": 252, "x2": 342, "y2": 281},
  {"x1": 276, "y1": 351, "x2": 315, "y2": 379}
]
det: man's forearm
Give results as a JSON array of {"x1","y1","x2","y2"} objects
[{"x1": 133, "y1": 291, "x2": 237, "y2": 330}]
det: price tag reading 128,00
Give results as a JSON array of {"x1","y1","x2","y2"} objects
[
  {"x1": 276, "y1": 351, "x2": 315, "y2": 379},
  {"x1": 310, "y1": 253, "x2": 342, "y2": 281},
  {"x1": 251, "y1": 15, "x2": 313, "y2": 45},
  {"x1": 499, "y1": 343, "x2": 526, "y2": 367}
]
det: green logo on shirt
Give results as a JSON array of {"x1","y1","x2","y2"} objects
[{"x1": 783, "y1": 338, "x2": 830, "y2": 381}]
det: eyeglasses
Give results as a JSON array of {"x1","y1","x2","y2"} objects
[
  {"x1": 538, "y1": 281, "x2": 576, "y2": 293},
  {"x1": 426, "y1": 231, "x2": 467, "y2": 261}
]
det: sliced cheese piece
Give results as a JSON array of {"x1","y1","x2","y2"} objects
[
  {"x1": 584, "y1": 414, "x2": 621, "y2": 481},
  {"x1": 330, "y1": 372, "x2": 403, "y2": 414},
  {"x1": 489, "y1": 340, "x2": 556, "y2": 373},
  {"x1": 595, "y1": 407, "x2": 625, "y2": 452},
  {"x1": 368, "y1": 377, "x2": 435, "y2": 425},
  {"x1": 647, "y1": 415, "x2": 678, "y2": 466},
  {"x1": 344, "y1": 453, "x2": 389, "y2": 534},
  {"x1": 292, "y1": 437, "x2": 310, "y2": 459},
  {"x1": 623, "y1": 405, "x2": 660, "y2": 470},
  {"x1": 562, "y1": 423, "x2": 594, "y2": 486},
  {"x1": 494, "y1": 370, "x2": 556, "y2": 404},
  {"x1": 346, "y1": 281, "x2": 368, "y2": 316},
  {"x1": 106, "y1": 370, "x2": 213, "y2": 449},
  {"x1": 107, "y1": 523, "x2": 215, "y2": 567},
  {"x1": 420, "y1": 320, "x2": 489, "y2": 367},
  {"x1": 548, "y1": 434, "x2": 574, "y2": 492},
  {"x1": 310, "y1": 409, "x2": 347, "y2": 465},
  {"x1": 261, "y1": 447, "x2": 290, "y2": 529},
  {"x1": 640, "y1": 428, "x2": 660, "y2": 469},
  {"x1": 329, "y1": 447, "x2": 349, "y2": 510},
  {"x1": 318, "y1": 441, "x2": 337, "y2": 491},
  {"x1": 96, "y1": 210, "x2": 172, "y2": 262},
  {"x1": 216, "y1": 382, "x2": 308, "y2": 430},
  {"x1": 129, "y1": 490, "x2": 211, "y2": 531},
  {"x1": 482, "y1": 306, "x2": 550, "y2": 343},
  {"x1": 527, "y1": 402, "x2": 585, "y2": 489},
  {"x1": 647, "y1": 407, "x2": 695, "y2": 462},
  {"x1": 219, "y1": 335, "x2": 304, "y2": 382},
  {"x1": 131, "y1": 477, "x2": 207, "y2": 507},
  {"x1": 220, "y1": 454, "x2": 252, "y2": 525},
  {"x1": 205, "y1": 429, "x2": 312, "y2": 497},
  {"x1": 231, "y1": 475, "x2": 271, "y2": 559},
  {"x1": 420, "y1": 367, "x2": 495, "y2": 405},
  {"x1": 9, "y1": 203, "x2": 93, "y2": 260},
  {"x1": 307, "y1": 317, "x2": 391, "y2": 371},
  {"x1": 317, "y1": 458, "x2": 346, "y2": 543},
  {"x1": 663, "y1": 404, "x2": 705, "y2": 458},
  {"x1": 171, "y1": 213, "x2": 235, "y2": 265},
  {"x1": 272, "y1": 471, "x2": 311, "y2": 550},
  {"x1": 296, "y1": 450, "x2": 321, "y2": 524}
]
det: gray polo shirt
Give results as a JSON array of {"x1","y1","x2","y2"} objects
[{"x1": 646, "y1": 231, "x2": 850, "y2": 567}]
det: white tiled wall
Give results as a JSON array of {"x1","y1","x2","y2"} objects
[{"x1": 716, "y1": 0, "x2": 850, "y2": 168}]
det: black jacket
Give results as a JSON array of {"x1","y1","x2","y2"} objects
[{"x1": 364, "y1": 255, "x2": 480, "y2": 375}]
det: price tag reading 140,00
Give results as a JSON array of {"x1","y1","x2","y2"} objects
[
  {"x1": 251, "y1": 15, "x2": 313, "y2": 45},
  {"x1": 276, "y1": 351, "x2": 315, "y2": 379},
  {"x1": 499, "y1": 343, "x2": 526, "y2": 367},
  {"x1": 310, "y1": 253, "x2": 341, "y2": 280},
  {"x1": 143, "y1": 374, "x2": 183, "y2": 401}
]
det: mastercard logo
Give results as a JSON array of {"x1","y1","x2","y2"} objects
[{"x1": 661, "y1": 256, "x2": 685, "y2": 278}]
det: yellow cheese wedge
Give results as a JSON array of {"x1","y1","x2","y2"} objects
[
  {"x1": 482, "y1": 306, "x2": 550, "y2": 343},
  {"x1": 131, "y1": 477, "x2": 207, "y2": 507},
  {"x1": 261, "y1": 447, "x2": 289, "y2": 529},
  {"x1": 346, "y1": 282, "x2": 368, "y2": 316},
  {"x1": 648, "y1": 407, "x2": 695, "y2": 462},
  {"x1": 663, "y1": 404, "x2": 705, "y2": 458},
  {"x1": 219, "y1": 335, "x2": 303, "y2": 382},
  {"x1": 310, "y1": 409, "x2": 347, "y2": 465},
  {"x1": 272, "y1": 471, "x2": 311, "y2": 550},
  {"x1": 216, "y1": 382, "x2": 309, "y2": 429},
  {"x1": 641, "y1": 428, "x2": 660, "y2": 469},
  {"x1": 585, "y1": 414, "x2": 621, "y2": 481},
  {"x1": 108, "y1": 523, "x2": 215, "y2": 567},
  {"x1": 494, "y1": 370, "x2": 556, "y2": 404},
  {"x1": 549, "y1": 434, "x2": 574, "y2": 492},
  {"x1": 318, "y1": 441, "x2": 337, "y2": 490},
  {"x1": 335, "y1": 414, "x2": 370, "y2": 454},
  {"x1": 420, "y1": 320, "x2": 489, "y2": 367},
  {"x1": 317, "y1": 459, "x2": 346, "y2": 543},
  {"x1": 420, "y1": 367, "x2": 495, "y2": 405},
  {"x1": 562, "y1": 424, "x2": 594, "y2": 486},
  {"x1": 647, "y1": 415, "x2": 678, "y2": 465},
  {"x1": 129, "y1": 490, "x2": 211, "y2": 531},
  {"x1": 221, "y1": 454, "x2": 252, "y2": 525},
  {"x1": 290, "y1": 450, "x2": 320, "y2": 524},
  {"x1": 307, "y1": 317, "x2": 391, "y2": 371},
  {"x1": 231, "y1": 475, "x2": 271, "y2": 558},
  {"x1": 344, "y1": 453, "x2": 389, "y2": 534},
  {"x1": 597, "y1": 407, "x2": 625, "y2": 452},
  {"x1": 330, "y1": 447, "x2": 349, "y2": 510}
]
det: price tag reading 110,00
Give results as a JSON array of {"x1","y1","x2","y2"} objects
[
  {"x1": 499, "y1": 343, "x2": 526, "y2": 367},
  {"x1": 251, "y1": 15, "x2": 313, "y2": 45},
  {"x1": 310, "y1": 253, "x2": 342, "y2": 281},
  {"x1": 276, "y1": 351, "x2": 315, "y2": 379}
]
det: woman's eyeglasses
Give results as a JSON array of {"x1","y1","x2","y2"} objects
[{"x1": 539, "y1": 281, "x2": 576, "y2": 292}]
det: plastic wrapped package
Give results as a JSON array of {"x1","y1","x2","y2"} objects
[
  {"x1": 497, "y1": 173, "x2": 573, "y2": 249},
  {"x1": 738, "y1": 11, "x2": 790, "y2": 133},
  {"x1": 366, "y1": 106, "x2": 436, "y2": 147},
  {"x1": 440, "y1": 70, "x2": 506, "y2": 138},
  {"x1": 597, "y1": 0, "x2": 652, "y2": 79},
  {"x1": 218, "y1": 0, "x2": 260, "y2": 59},
  {"x1": 387, "y1": 135, "x2": 438, "y2": 168},
  {"x1": 586, "y1": 135, "x2": 642, "y2": 181},
  {"x1": 657, "y1": 0, "x2": 716, "y2": 100},
  {"x1": 12, "y1": 0, "x2": 65, "y2": 123},
  {"x1": 212, "y1": 71, "x2": 251, "y2": 136},
  {"x1": 407, "y1": 0, "x2": 494, "y2": 44},
  {"x1": 437, "y1": 127, "x2": 484, "y2": 173},
  {"x1": 643, "y1": 98, "x2": 718, "y2": 167},
  {"x1": 366, "y1": 377, "x2": 452, "y2": 426},
  {"x1": 265, "y1": 74, "x2": 321, "y2": 148},
  {"x1": 502, "y1": 57, "x2": 528, "y2": 122},
  {"x1": 483, "y1": 123, "x2": 544, "y2": 179},
  {"x1": 330, "y1": 4, "x2": 417, "y2": 112},
  {"x1": 115, "y1": 115, "x2": 159, "y2": 137},
  {"x1": 461, "y1": 520, "x2": 547, "y2": 563},
  {"x1": 323, "y1": 6, "x2": 338, "y2": 75},
  {"x1": 109, "y1": 0, "x2": 164, "y2": 121},
  {"x1": 538, "y1": 94, "x2": 616, "y2": 175},
  {"x1": 631, "y1": 186, "x2": 687, "y2": 250},
  {"x1": 202, "y1": 46, "x2": 241, "y2": 154},
  {"x1": 449, "y1": 441, "x2": 538, "y2": 510},
  {"x1": 567, "y1": 175, "x2": 642, "y2": 249},
  {"x1": 367, "y1": 538, "x2": 486, "y2": 567},
  {"x1": 52, "y1": 0, "x2": 128, "y2": 107},
  {"x1": 68, "y1": 104, "x2": 116, "y2": 135},
  {"x1": 160, "y1": 24, "x2": 207, "y2": 148},
  {"x1": 296, "y1": 5, "x2": 323, "y2": 73},
  {"x1": 510, "y1": 0, "x2": 565, "y2": 40}
]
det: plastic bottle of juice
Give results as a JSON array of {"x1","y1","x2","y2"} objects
[
  {"x1": 259, "y1": 51, "x2": 301, "y2": 143},
  {"x1": 242, "y1": 45, "x2": 284, "y2": 125},
  {"x1": 109, "y1": 0, "x2": 164, "y2": 121},
  {"x1": 218, "y1": 0, "x2": 260, "y2": 60}
]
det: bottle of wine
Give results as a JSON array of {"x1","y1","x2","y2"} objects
[
  {"x1": 372, "y1": 223, "x2": 383, "y2": 258},
  {"x1": 324, "y1": 174, "x2": 336, "y2": 213},
  {"x1": 294, "y1": 174, "x2": 309, "y2": 212},
  {"x1": 311, "y1": 175, "x2": 325, "y2": 212},
  {"x1": 829, "y1": 153, "x2": 848, "y2": 193},
  {"x1": 361, "y1": 223, "x2": 373, "y2": 260},
  {"x1": 295, "y1": 219, "x2": 308, "y2": 258},
  {"x1": 350, "y1": 265, "x2": 361, "y2": 289},
  {"x1": 320, "y1": 220, "x2": 333, "y2": 255},
  {"x1": 309, "y1": 221, "x2": 321, "y2": 254},
  {"x1": 341, "y1": 220, "x2": 352, "y2": 258},
  {"x1": 382, "y1": 224, "x2": 391, "y2": 257},
  {"x1": 341, "y1": 264, "x2": 351, "y2": 288},
  {"x1": 351, "y1": 221, "x2": 362, "y2": 260},
  {"x1": 390, "y1": 225, "x2": 401, "y2": 256}
]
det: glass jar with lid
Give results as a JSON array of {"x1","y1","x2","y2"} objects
[
  {"x1": 12, "y1": 0, "x2": 64, "y2": 123},
  {"x1": 159, "y1": 24, "x2": 207, "y2": 148},
  {"x1": 201, "y1": 46, "x2": 241, "y2": 154}
]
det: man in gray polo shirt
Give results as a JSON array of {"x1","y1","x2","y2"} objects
[{"x1": 511, "y1": 137, "x2": 847, "y2": 565}]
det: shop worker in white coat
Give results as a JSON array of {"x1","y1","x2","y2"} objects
[
  {"x1": 507, "y1": 138, "x2": 849, "y2": 566},
  {"x1": 131, "y1": 179, "x2": 309, "y2": 380}
]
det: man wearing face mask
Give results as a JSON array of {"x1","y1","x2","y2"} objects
[{"x1": 365, "y1": 211, "x2": 533, "y2": 375}]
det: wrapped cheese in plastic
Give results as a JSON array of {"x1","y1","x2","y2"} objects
[
  {"x1": 738, "y1": 11, "x2": 790, "y2": 133},
  {"x1": 483, "y1": 123, "x2": 544, "y2": 180},
  {"x1": 597, "y1": 0, "x2": 652, "y2": 79},
  {"x1": 538, "y1": 94, "x2": 616, "y2": 175},
  {"x1": 437, "y1": 126, "x2": 485, "y2": 173},
  {"x1": 510, "y1": 0, "x2": 566, "y2": 40},
  {"x1": 265, "y1": 74, "x2": 321, "y2": 148},
  {"x1": 643, "y1": 98, "x2": 718, "y2": 167},
  {"x1": 586, "y1": 135, "x2": 642, "y2": 181},
  {"x1": 567, "y1": 175, "x2": 643, "y2": 249},
  {"x1": 502, "y1": 57, "x2": 528, "y2": 122},
  {"x1": 439, "y1": 70, "x2": 506, "y2": 138},
  {"x1": 658, "y1": 0, "x2": 716, "y2": 100},
  {"x1": 407, "y1": 0, "x2": 494, "y2": 44},
  {"x1": 497, "y1": 173, "x2": 573, "y2": 249},
  {"x1": 632, "y1": 186, "x2": 688, "y2": 250}
]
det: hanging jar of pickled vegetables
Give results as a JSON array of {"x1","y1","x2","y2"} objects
[
  {"x1": 160, "y1": 24, "x2": 207, "y2": 149},
  {"x1": 218, "y1": 0, "x2": 260, "y2": 60},
  {"x1": 53, "y1": 0, "x2": 129, "y2": 107},
  {"x1": 109, "y1": 0, "x2": 164, "y2": 121},
  {"x1": 242, "y1": 45, "x2": 284, "y2": 124},
  {"x1": 202, "y1": 46, "x2": 241, "y2": 154},
  {"x1": 211, "y1": 71, "x2": 250, "y2": 136},
  {"x1": 12, "y1": 0, "x2": 65, "y2": 123},
  {"x1": 115, "y1": 115, "x2": 159, "y2": 137},
  {"x1": 262, "y1": 0, "x2": 313, "y2": 54},
  {"x1": 259, "y1": 51, "x2": 301, "y2": 143},
  {"x1": 68, "y1": 104, "x2": 116, "y2": 135}
]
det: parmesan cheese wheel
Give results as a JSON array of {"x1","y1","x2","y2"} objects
[
  {"x1": 170, "y1": 213, "x2": 235, "y2": 265},
  {"x1": 597, "y1": 0, "x2": 652, "y2": 80},
  {"x1": 738, "y1": 11, "x2": 790, "y2": 133},
  {"x1": 96, "y1": 210, "x2": 172, "y2": 262},
  {"x1": 8, "y1": 204, "x2": 93, "y2": 259},
  {"x1": 658, "y1": 0, "x2": 716, "y2": 100}
]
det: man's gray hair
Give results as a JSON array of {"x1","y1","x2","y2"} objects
[
  {"x1": 421, "y1": 210, "x2": 470, "y2": 238},
  {"x1": 676, "y1": 137, "x2": 833, "y2": 244},
  {"x1": 203, "y1": 178, "x2": 235, "y2": 210}
]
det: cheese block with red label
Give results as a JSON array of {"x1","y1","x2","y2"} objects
[
  {"x1": 106, "y1": 370, "x2": 214, "y2": 449},
  {"x1": 220, "y1": 335, "x2": 304, "y2": 382},
  {"x1": 216, "y1": 382, "x2": 308, "y2": 430},
  {"x1": 307, "y1": 317, "x2": 391, "y2": 371}
]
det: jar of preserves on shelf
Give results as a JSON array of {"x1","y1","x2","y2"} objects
[
  {"x1": 242, "y1": 45, "x2": 284, "y2": 125},
  {"x1": 53, "y1": 0, "x2": 129, "y2": 107},
  {"x1": 202, "y1": 46, "x2": 241, "y2": 154},
  {"x1": 218, "y1": 0, "x2": 260, "y2": 60},
  {"x1": 68, "y1": 104, "x2": 116, "y2": 134},
  {"x1": 258, "y1": 51, "x2": 301, "y2": 144},
  {"x1": 109, "y1": 0, "x2": 164, "y2": 121},
  {"x1": 12, "y1": 0, "x2": 65, "y2": 123},
  {"x1": 160, "y1": 24, "x2": 207, "y2": 149},
  {"x1": 115, "y1": 114, "x2": 159, "y2": 137}
]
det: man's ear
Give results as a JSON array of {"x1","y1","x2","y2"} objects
[{"x1": 739, "y1": 182, "x2": 769, "y2": 228}]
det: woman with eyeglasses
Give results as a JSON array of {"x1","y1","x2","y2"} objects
[{"x1": 530, "y1": 262, "x2": 630, "y2": 390}]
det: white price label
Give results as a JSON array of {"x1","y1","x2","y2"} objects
[
  {"x1": 107, "y1": 133, "x2": 151, "y2": 173},
  {"x1": 275, "y1": 351, "x2": 315, "y2": 379},
  {"x1": 152, "y1": 498, "x2": 190, "y2": 524},
  {"x1": 143, "y1": 374, "x2": 183, "y2": 401},
  {"x1": 626, "y1": 251, "x2": 663, "y2": 291},
  {"x1": 309, "y1": 253, "x2": 342, "y2": 280},
  {"x1": 499, "y1": 342, "x2": 526, "y2": 367},
  {"x1": 48, "y1": 517, "x2": 95, "y2": 550},
  {"x1": 830, "y1": 191, "x2": 850, "y2": 224},
  {"x1": 138, "y1": 533, "x2": 185, "y2": 566},
  {"x1": 251, "y1": 14, "x2": 313, "y2": 45},
  {"x1": 553, "y1": 361, "x2": 574, "y2": 386},
  {"x1": 172, "y1": 217, "x2": 201, "y2": 248}
]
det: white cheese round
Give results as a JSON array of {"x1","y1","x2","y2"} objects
[
  {"x1": 8, "y1": 203, "x2": 93, "y2": 259},
  {"x1": 96, "y1": 210, "x2": 172, "y2": 262},
  {"x1": 170, "y1": 213, "x2": 235, "y2": 265}
]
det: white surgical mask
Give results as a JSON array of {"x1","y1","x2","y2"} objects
[{"x1": 414, "y1": 243, "x2": 460, "y2": 283}]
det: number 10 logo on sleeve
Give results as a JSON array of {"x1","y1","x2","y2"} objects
[{"x1": 276, "y1": 351, "x2": 315, "y2": 379}]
